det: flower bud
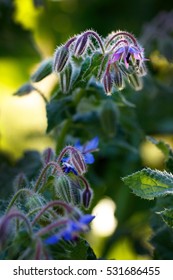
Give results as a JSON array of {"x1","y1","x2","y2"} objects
[
  {"x1": 128, "y1": 73, "x2": 143, "y2": 91},
  {"x1": 82, "y1": 187, "x2": 93, "y2": 209},
  {"x1": 25, "y1": 193, "x2": 45, "y2": 211},
  {"x1": 54, "y1": 175, "x2": 72, "y2": 203},
  {"x1": 112, "y1": 64, "x2": 124, "y2": 90},
  {"x1": 70, "y1": 148, "x2": 87, "y2": 175},
  {"x1": 74, "y1": 34, "x2": 88, "y2": 56},
  {"x1": 70, "y1": 180, "x2": 82, "y2": 206},
  {"x1": 53, "y1": 45, "x2": 69, "y2": 73},
  {"x1": 102, "y1": 70, "x2": 113, "y2": 95},
  {"x1": 60, "y1": 62, "x2": 73, "y2": 93}
]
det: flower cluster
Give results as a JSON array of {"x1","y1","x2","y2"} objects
[
  {"x1": 53, "y1": 30, "x2": 147, "y2": 95},
  {"x1": 0, "y1": 138, "x2": 98, "y2": 259}
]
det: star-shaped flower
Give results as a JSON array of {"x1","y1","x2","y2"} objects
[
  {"x1": 62, "y1": 137, "x2": 99, "y2": 175},
  {"x1": 111, "y1": 45, "x2": 145, "y2": 69}
]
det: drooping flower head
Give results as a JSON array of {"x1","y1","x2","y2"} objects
[
  {"x1": 101, "y1": 30, "x2": 147, "y2": 94},
  {"x1": 45, "y1": 214, "x2": 95, "y2": 245},
  {"x1": 62, "y1": 137, "x2": 99, "y2": 175},
  {"x1": 111, "y1": 44, "x2": 145, "y2": 69}
]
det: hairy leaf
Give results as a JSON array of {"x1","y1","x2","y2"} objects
[
  {"x1": 46, "y1": 95, "x2": 72, "y2": 132},
  {"x1": 123, "y1": 168, "x2": 173, "y2": 200},
  {"x1": 147, "y1": 137, "x2": 173, "y2": 172},
  {"x1": 158, "y1": 208, "x2": 173, "y2": 228}
]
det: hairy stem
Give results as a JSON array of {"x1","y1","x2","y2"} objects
[
  {"x1": 34, "y1": 161, "x2": 63, "y2": 192},
  {"x1": 35, "y1": 238, "x2": 43, "y2": 260},
  {"x1": 36, "y1": 218, "x2": 68, "y2": 237},
  {"x1": 6, "y1": 188, "x2": 34, "y2": 213},
  {"x1": 105, "y1": 31, "x2": 139, "y2": 49},
  {"x1": 2, "y1": 211, "x2": 32, "y2": 236},
  {"x1": 109, "y1": 39, "x2": 129, "y2": 52},
  {"x1": 65, "y1": 37, "x2": 77, "y2": 48},
  {"x1": 57, "y1": 145, "x2": 78, "y2": 163},
  {"x1": 27, "y1": 207, "x2": 59, "y2": 221},
  {"x1": 78, "y1": 175, "x2": 90, "y2": 191},
  {"x1": 32, "y1": 200, "x2": 73, "y2": 226},
  {"x1": 85, "y1": 31, "x2": 105, "y2": 54}
]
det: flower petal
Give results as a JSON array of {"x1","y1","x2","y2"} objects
[
  {"x1": 74, "y1": 140, "x2": 83, "y2": 152},
  {"x1": 45, "y1": 235, "x2": 60, "y2": 245},
  {"x1": 84, "y1": 136, "x2": 99, "y2": 152},
  {"x1": 84, "y1": 153, "x2": 95, "y2": 164},
  {"x1": 79, "y1": 214, "x2": 95, "y2": 225},
  {"x1": 111, "y1": 53, "x2": 122, "y2": 63},
  {"x1": 62, "y1": 162, "x2": 78, "y2": 175}
]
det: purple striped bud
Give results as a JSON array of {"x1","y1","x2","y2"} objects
[
  {"x1": 102, "y1": 70, "x2": 113, "y2": 96},
  {"x1": 82, "y1": 187, "x2": 93, "y2": 209},
  {"x1": 112, "y1": 64, "x2": 124, "y2": 90},
  {"x1": 53, "y1": 45, "x2": 69, "y2": 73},
  {"x1": 60, "y1": 62, "x2": 73, "y2": 93},
  {"x1": 74, "y1": 34, "x2": 88, "y2": 56},
  {"x1": 70, "y1": 148, "x2": 87, "y2": 175}
]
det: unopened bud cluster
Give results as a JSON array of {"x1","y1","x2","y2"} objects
[{"x1": 53, "y1": 29, "x2": 147, "y2": 95}]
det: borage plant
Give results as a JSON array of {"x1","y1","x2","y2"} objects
[{"x1": 1, "y1": 29, "x2": 148, "y2": 260}]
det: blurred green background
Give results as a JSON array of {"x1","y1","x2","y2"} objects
[{"x1": 1, "y1": 0, "x2": 173, "y2": 260}]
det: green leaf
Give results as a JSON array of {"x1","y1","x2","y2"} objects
[
  {"x1": 150, "y1": 222, "x2": 173, "y2": 259},
  {"x1": 48, "y1": 238, "x2": 96, "y2": 260},
  {"x1": 72, "y1": 52, "x2": 103, "y2": 89},
  {"x1": 123, "y1": 168, "x2": 173, "y2": 200},
  {"x1": 13, "y1": 83, "x2": 35, "y2": 96},
  {"x1": 72, "y1": 57, "x2": 91, "y2": 88},
  {"x1": 99, "y1": 100, "x2": 119, "y2": 138},
  {"x1": 147, "y1": 136, "x2": 173, "y2": 172},
  {"x1": 31, "y1": 58, "x2": 53, "y2": 82},
  {"x1": 46, "y1": 95, "x2": 73, "y2": 133},
  {"x1": 70, "y1": 238, "x2": 97, "y2": 260},
  {"x1": 158, "y1": 208, "x2": 173, "y2": 228},
  {"x1": 83, "y1": 51, "x2": 103, "y2": 78}
]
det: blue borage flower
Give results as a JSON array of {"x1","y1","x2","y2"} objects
[
  {"x1": 62, "y1": 162, "x2": 78, "y2": 175},
  {"x1": 45, "y1": 214, "x2": 95, "y2": 245},
  {"x1": 75, "y1": 136, "x2": 99, "y2": 164},
  {"x1": 62, "y1": 137, "x2": 99, "y2": 175}
]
